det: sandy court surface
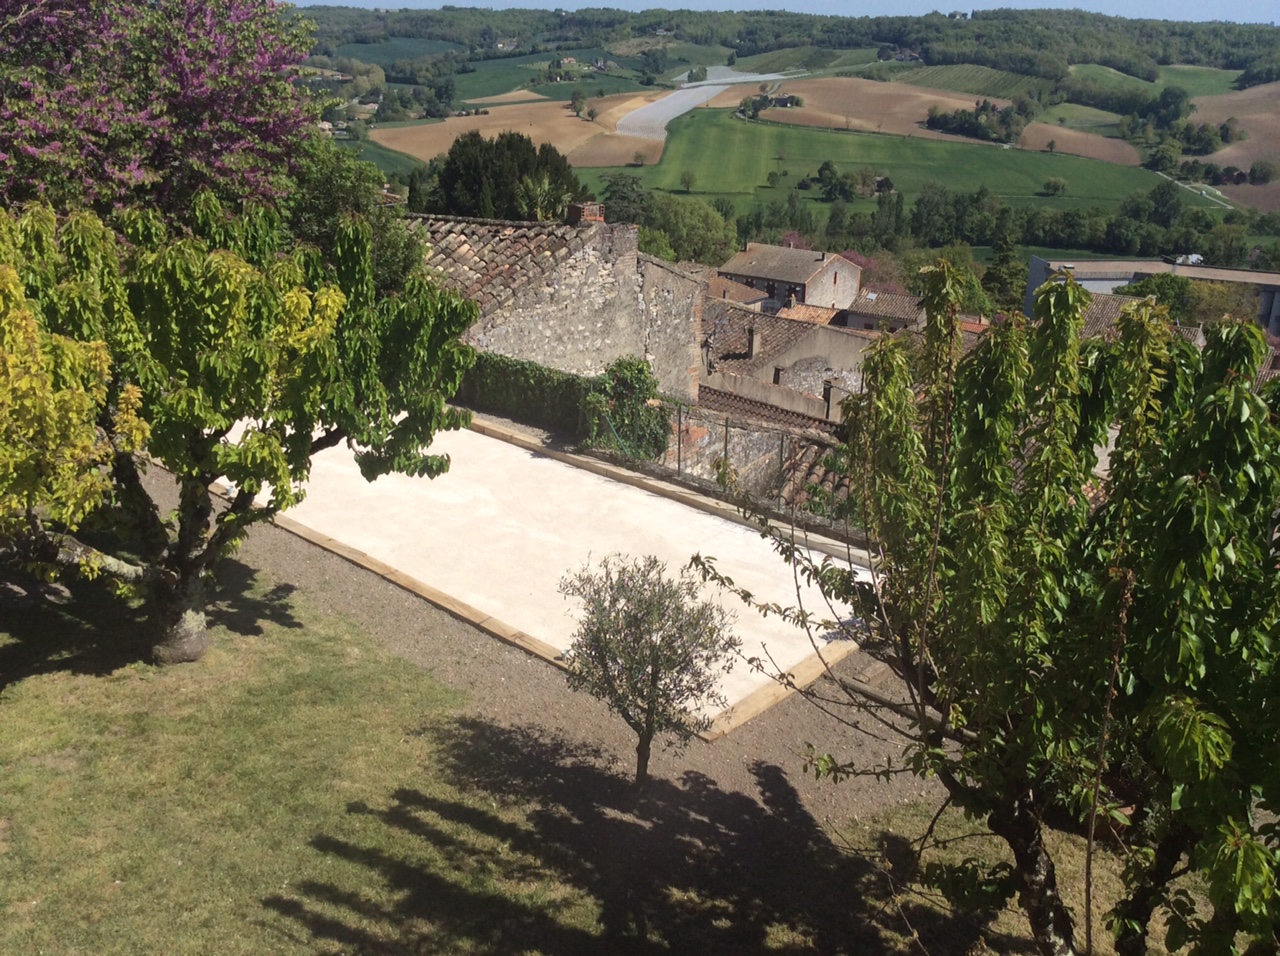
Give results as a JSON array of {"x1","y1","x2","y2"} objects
[
  {"x1": 465, "y1": 89, "x2": 549, "y2": 104},
  {"x1": 748, "y1": 77, "x2": 1009, "y2": 140},
  {"x1": 1192, "y1": 82, "x2": 1280, "y2": 171},
  {"x1": 1019, "y1": 122, "x2": 1141, "y2": 165},
  {"x1": 372, "y1": 93, "x2": 659, "y2": 164},
  {"x1": 254, "y1": 427, "x2": 865, "y2": 722}
]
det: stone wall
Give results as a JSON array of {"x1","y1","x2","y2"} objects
[
  {"x1": 463, "y1": 224, "x2": 701, "y2": 403},
  {"x1": 661, "y1": 403, "x2": 799, "y2": 496}
]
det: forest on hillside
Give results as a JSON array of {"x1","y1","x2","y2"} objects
[{"x1": 304, "y1": 6, "x2": 1280, "y2": 87}]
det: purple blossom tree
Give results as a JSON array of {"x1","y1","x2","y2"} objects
[{"x1": 0, "y1": 0, "x2": 315, "y2": 215}]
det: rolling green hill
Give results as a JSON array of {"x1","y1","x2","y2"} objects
[
  {"x1": 334, "y1": 38, "x2": 463, "y2": 64},
  {"x1": 577, "y1": 109, "x2": 1218, "y2": 216},
  {"x1": 895, "y1": 64, "x2": 1047, "y2": 99},
  {"x1": 1068, "y1": 63, "x2": 1241, "y2": 97}
]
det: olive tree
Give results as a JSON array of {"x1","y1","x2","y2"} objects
[
  {"x1": 560, "y1": 554, "x2": 739, "y2": 788},
  {"x1": 0, "y1": 200, "x2": 476, "y2": 663},
  {"x1": 698, "y1": 265, "x2": 1280, "y2": 955}
]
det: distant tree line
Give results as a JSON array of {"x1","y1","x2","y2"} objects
[{"x1": 306, "y1": 7, "x2": 1280, "y2": 89}]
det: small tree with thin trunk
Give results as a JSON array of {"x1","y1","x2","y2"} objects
[
  {"x1": 560, "y1": 554, "x2": 738, "y2": 788},
  {"x1": 680, "y1": 170, "x2": 696, "y2": 193}
]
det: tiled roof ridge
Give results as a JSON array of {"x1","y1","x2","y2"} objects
[
  {"x1": 698, "y1": 385, "x2": 840, "y2": 435},
  {"x1": 407, "y1": 213, "x2": 581, "y2": 231}
]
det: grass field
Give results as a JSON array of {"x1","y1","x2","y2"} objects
[
  {"x1": 452, "y1": 49, "x2": 650, "y2": 103},
  {"x1": 735, "y1": 46, "x2": 844, "y2": 74},
  {"x1": 341, "y1": 139, "x2": 425, "y2": 177},
  {"x1": 334, "y1": 37, "x2": 463, "y2": 64},
  {"x1": 578, "y1": 110, "x2": 1217, "y2": 215},
  {"x1": 896, "y1": 64, "x2": 1047, "y2": 99},
  {"x1": 1069, "y1": 63, "x2": 1241, "y2": 97},
  {"x1": 1037, "y1": 102, "x2": 1125, "y2": 135}
]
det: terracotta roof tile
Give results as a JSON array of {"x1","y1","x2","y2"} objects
[
  {"x1": 708, "y1": 275, "x2": 768, "y2": 305},
  {"x1": 704, "y1": 299, "x2": 823, "y2": 376},
  {"x1": 410, "y1": 215, "x2": 606, "y2": 316},
  {"x1": 719, "y1": 243, "x2": 855, "y2": 286},
  {"x1": 1081, "y1": 293, "x2": 1142, "y2": 340},
  {"x1": 698, "y1": 386, "x2": 839, "y2": 435},
  {"x1": 846, "y1": 289, "x2": 924, "y2": 324},
  {"x1": 777, "y1": 303, "x2": 842, "y2": 324}
]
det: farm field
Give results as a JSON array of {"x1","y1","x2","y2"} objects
[
  {"x1": 1068, "y1": 62, "x2": 1241, "y2": 97},
  {"x1": 1018, "y1": 123, "x2": 1141, "y2": 165},
  {"x1": 1035, "y1": 102, "x2": 1125, "y2": 136},
  {"x1": 895, "y1": 64, "x2": 1047, "y2": 99},
  {"x1": 370, "y1": 91, "x2": 667, "y2": 167},
  {"x1": 707, "y1": 76, "x2": 1007, "y2": 141},
  {"x1": 448, "y1": 48, "x2": 649, "y2": 102},
  {"x1": 341, "y1": 139, "x2": 428, "y2": 178},
  {"x1": 1190, "y1": 80, "x2": 1280, "y2": 177},
  {"x1": 577, "y1": 109, "x2": 1215, "y2": 214},
  {"x1": 735, "y1": 46, "x2": 842, "y2": 74}
]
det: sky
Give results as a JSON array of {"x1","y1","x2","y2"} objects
[{"x1": 293, "y1": 0, "x2": 1278, "y2": 26}]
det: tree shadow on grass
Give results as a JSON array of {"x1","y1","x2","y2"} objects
[
  {"x1": 0, "y1": 557, "x2": 300, "y2": 689},
  {"x1": 266, "y1": 718, "x2": 1023, "y2": 954}
]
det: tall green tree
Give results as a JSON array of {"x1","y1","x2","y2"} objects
[
  {"x1": 433, "y1": 131, "x2": 587, "y2": 221},
  {"x1": 0, "y1": 201, "x2": 476, "y2": 663},
  {"x1": 700, "y1": 266, "x2": 1280, "y2": 955}
]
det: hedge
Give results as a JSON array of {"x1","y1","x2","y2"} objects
[{"x1": 455, "y1": 351, "x2": 595, "y2": 436}]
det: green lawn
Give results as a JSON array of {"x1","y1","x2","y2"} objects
[
  {"x1": 0, "y1": 574, "x2": 608, "y2": 953},
  {"x1": 895, "y1": 64, "x2": 1048, "y2": 99},
  {"x1": 578, "y1": 110, "x2": 1218, "y2": 216},
  {"x1": 1156, "y1": 64, "x2": 1242, "y2": 97},
  {"x1": 1, "y1": 566, "x2": 1189, "y2": 954}
]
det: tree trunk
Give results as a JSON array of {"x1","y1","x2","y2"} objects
[
  {"x1": 989, "y1": 800, "x2": 1078, "y2": 956},
  {"x1": 634, "y1": 733, "x2": 652, "y2": 790},
  {"x1": 1114, "y1": 826, "x2": 1190, "y2": 956},
  {"x1": 151, "y1": 572, "x2": 209, "y2": 664}
]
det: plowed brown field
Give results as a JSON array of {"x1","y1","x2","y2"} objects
[
  {"x1": 720, "y1": 77, "x2": 1004, "y2": 141},
  {"x1": 1192, "y1": 82, "x2": 1280, "y2": 171},
  {"x1": 1019, "y1": 123, "x2": 1141, "y2": 165}
]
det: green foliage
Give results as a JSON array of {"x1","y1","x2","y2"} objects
[
  {"x1": 455, "y1": 351, "x2": 595, "y2": 436},
  {"x1": 0, "y1": 200, "x2": 476, "y2": 661},
  {"x1": 457, "y1": 353, "x2": 670, "y2": 460},
  {"x1": 432, "y1": 131, "x2": 588, "y2": 221},
  {"x1": 1115, "y1": 273, "x2": 1194, "y2": 324},
  {"x1": 0, "y1": 262, "x2": 147, "y2": 557},
  {"x1": 642, "y1": 194, "x2": 737, "y2": 265},
  {"x1": 560, "y1": 553, "x2": 738, "y2": 786},
  {"x1": 704, "y1": 264, "x2": 1280, "y2": 955},
  {"x1": 585, "y1": 357, "x2": 670, "y2": 461}
]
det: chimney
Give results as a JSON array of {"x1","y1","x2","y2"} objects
[
  {"x1": 787, "y1": 293, "x2": 796, "y2": 309},
  {"x1": 566, "y1": 202, "x2": 604, "y2": 226},
  {"x1": 747, "y1": 327, "x2": 759, "y2": 358}
]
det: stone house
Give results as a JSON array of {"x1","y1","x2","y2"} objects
[
  {"x1": 701, "y1": 298, "x2": 879, "y2": 422},
  {"x1": 411, "y1": 213, "x2": 704, "y2": 402},
  {"x1": 718, "y1": 243, "x2": 862, "y2": 312}
]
